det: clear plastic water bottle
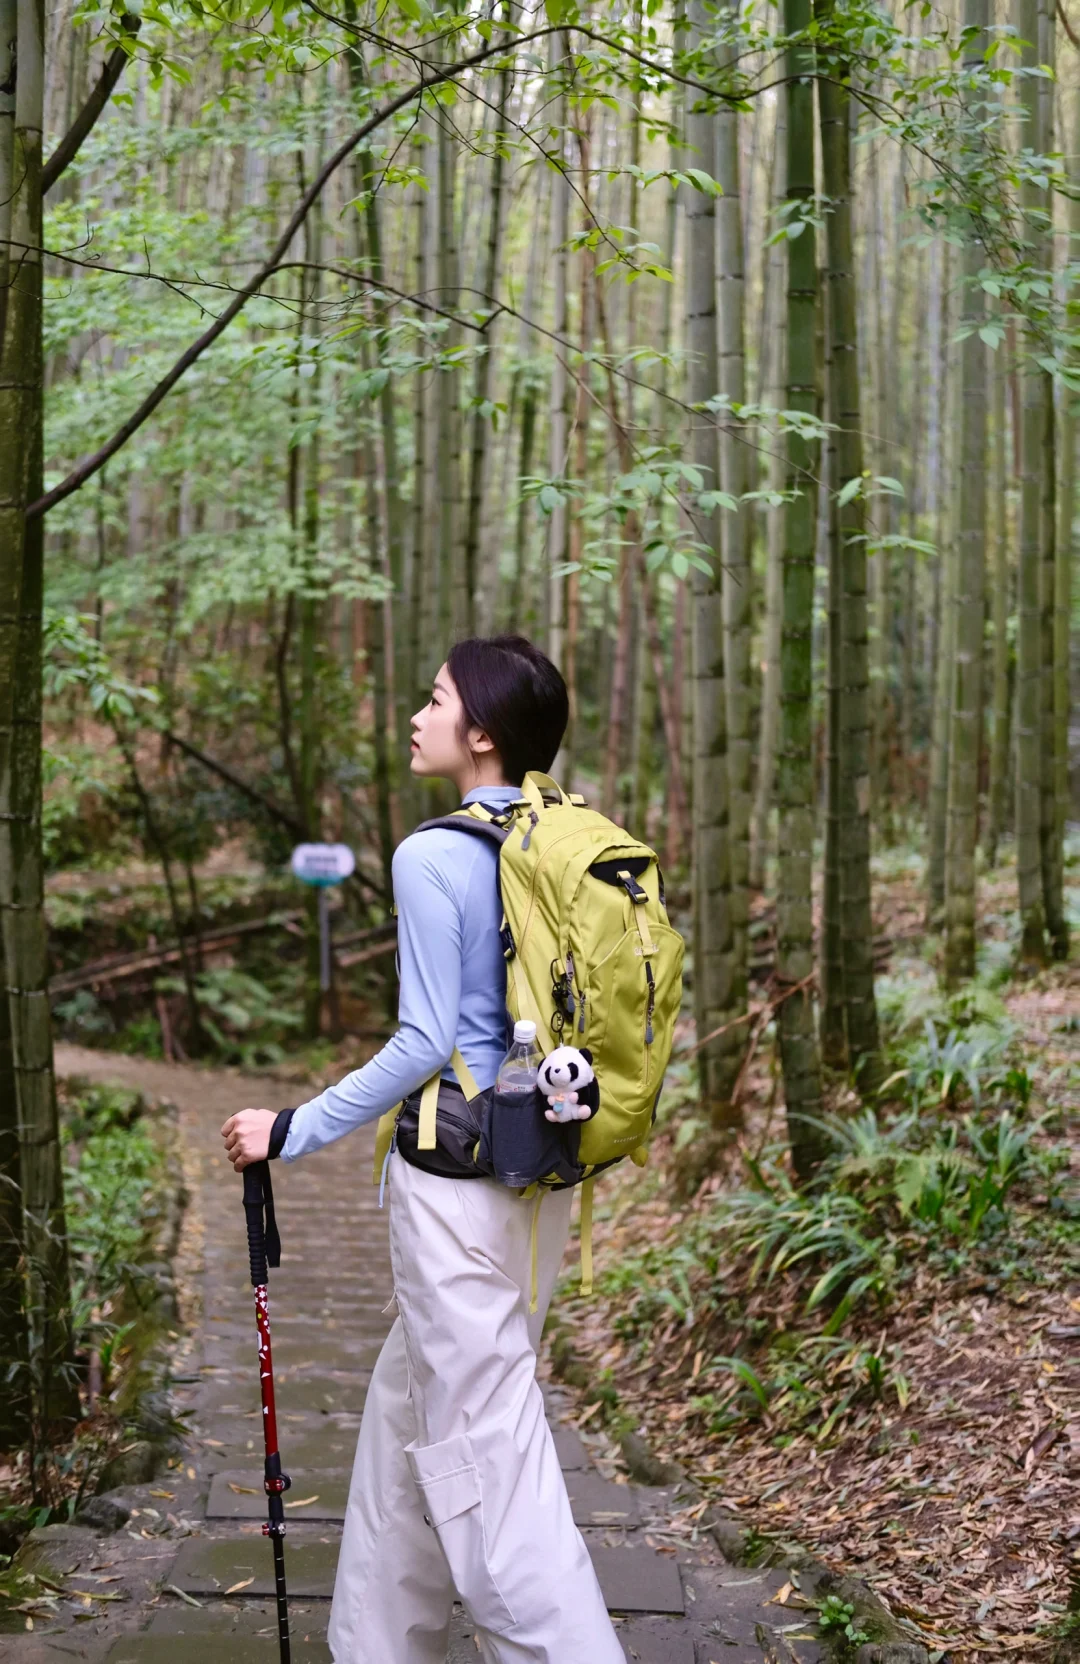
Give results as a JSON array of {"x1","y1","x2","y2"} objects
[{"x1": 492, "y1": 1019, "x2": 543, "y2": 1187}]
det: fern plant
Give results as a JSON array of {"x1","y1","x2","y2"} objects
[
  {"x1": 722, "y1": 1178, "x2": 892, "y2": 1330},
  {"x1": 882, "y1": 1018, "x2": 1009, "y2": 1110}
]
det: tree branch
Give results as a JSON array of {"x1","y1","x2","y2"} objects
[
  {"x1": 28, "y1": 17, "x2": 767, "y2": 522},
  {"x1": 162, "y1": 728, "x2": 389, "y2": 904},
  {"x1": 27, "y1": 25, "x2": 566, "y2": 522},
  {"x1": 162, "y1": 728, "x2": 308, "y2": 840},
  {"x1": 42, "y1": 15, "x2": 141, "y2": 197}
]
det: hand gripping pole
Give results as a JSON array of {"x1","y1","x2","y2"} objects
[{"x1": 242, "y1": 1161, "x2": 291, "y2": 1663}]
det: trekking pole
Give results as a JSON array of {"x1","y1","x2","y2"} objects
[{"x1": 242, "y1": 1160, "x2": 292, "y2": 1663}]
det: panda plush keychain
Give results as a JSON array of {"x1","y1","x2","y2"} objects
[{"x1": 537, "y1": 1046, "x2": 600, "y2": 1124}]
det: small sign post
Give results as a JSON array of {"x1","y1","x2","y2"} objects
[{"x1": 289, "y1": 843, "x2": 356, "y2": 993}]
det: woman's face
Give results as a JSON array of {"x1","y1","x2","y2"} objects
[{"x1": 410, "y1": 662, "x2": 494, "y2": 782}]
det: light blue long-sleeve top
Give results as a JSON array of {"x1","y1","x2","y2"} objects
[{"x1": 280, "y1": 785, "x2": 520, "y2": 1162}]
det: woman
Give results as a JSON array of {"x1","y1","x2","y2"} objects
[{"x1": 221, "y1": 635, "x2": 626, "y2": 1664}]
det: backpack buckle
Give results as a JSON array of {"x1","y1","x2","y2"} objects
[
  {"x1": 476, "y1": 801, "x2": 517, "y2": 825},
  {"x1": 617, "y1": 869, "x2": 648, "y2": 904}
]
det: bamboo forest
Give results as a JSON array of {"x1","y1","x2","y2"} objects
[{"x1": 0, "y1": 0, "x2": 1078, "y2": 1659}]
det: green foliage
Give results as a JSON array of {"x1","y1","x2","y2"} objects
[
  {"x1": 155, "y1": 966, "x2": 302, "y2": 1066},
  {"x1": 817, "y1": 1594, "x2": 870, "y2": 1651},
  {"x1": 688, "y1": 1334, "x2": 912, "y2": 1441},
  {"x1": 53, "y1": 989, "x2": 115, "y2": 1042},
  {"x1": 62, "y1": 1084, "x2": 169, "y2": 1357},
  {"x1": 41, "y1": 742, "x2": 136, "y2": 872},
  {"x1": 721, "y1": 1173, "x2": 893, "y2": 1330},
  {"x1": 882, "y1": 1017, "x2": 1011, "y2": 1109}
]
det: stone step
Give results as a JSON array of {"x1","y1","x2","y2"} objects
[
  {"x1": 170, "y1": 1533, "x2": 687, "y2": 1615},
  {"x1": 146, "y1": 1599, "x2": 328, "y2": 1637},
  {"x1": 194, "y1": 1424, "x2": 360, "y2": 1471},
  {"x1": 200, "y1": 1337, "x2": 385, "y2": 1371},
  {"x1": 207, "y1": 1469, "x2": 350, "y2": 1521},
  {"x1": 194, "y1": 1374, "x2": 370, "y2": 1416},
  {"x1": 205, "y1": 1465, "x2": 643, "y2": 1529},
  {"x1": 563, "y1": 1469, "x2": 641, "y2": 1526},
  {"x1": 616, "y1": 1624, "x2": 698, "y2": 1664},
  {"x1": 107, "y1": 1641, "x2": 330, "y2": 1663},
  {"x1": 551, "y1": 1423, "x2": 588, "y2": 1469},
  {"x1": 587, "y1": 1545, "x2": 686, "y2": 1615},
  {"x1": 170, "y1": 1537, "x2": 340, "y2": 1600}
]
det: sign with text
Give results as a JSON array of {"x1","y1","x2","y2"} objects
[{"x1": 290, "y1": 842, "x2": 356, "y2": 888}]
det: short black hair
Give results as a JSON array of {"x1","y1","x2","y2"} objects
[{"x1": 446, "y1": 635, "x2": 568, "y2": 785}]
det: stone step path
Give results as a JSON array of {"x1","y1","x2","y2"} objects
[{"x1": 6, "y1": 1047, "x2": 827, "y2": 1664}]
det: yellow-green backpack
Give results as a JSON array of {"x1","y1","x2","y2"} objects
[{"x1": 373, "y1": 771, "x2": 685, "y2": 1296}]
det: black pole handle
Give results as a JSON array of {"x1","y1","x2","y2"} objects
[{"x1": 242, "y1": 1161, "x2": 281, "y2": 1286}]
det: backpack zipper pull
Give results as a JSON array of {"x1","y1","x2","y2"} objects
[
  {"x1": 521, "y1": 810, "x2": 539, "y2": 851},
  {"x1": 566, "y1": 948, "x2": 586, "y2": 1033},
  {"x1": 645, "y1": 963, "x2": 655, "y2": 1045},
  {"x1": 564, "y1": 950, "x2": 577, "y2": 1023}
]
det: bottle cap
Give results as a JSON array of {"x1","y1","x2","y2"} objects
[{"x1": 513, "y1": 1019, "x2": 537, "y2": 1043}]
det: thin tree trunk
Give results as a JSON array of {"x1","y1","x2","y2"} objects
[
  {"x1": 900, "y1": 215, "x2": 925, "y2": 804},
  {"x1": 927, "y1": 375, "x2": 957, "y2": 923},
  {"x1": 669, "y1": 574, "x2": 688, "y2": 872},
  {"x1": 817, "y1": 13, "x2": 882, "y2": 1091},
  {"x1": 630, "y1": 626, "x2": 655, "y2": 842},
  {"x1": 510, "y1": 372, "x2": 539, "y2": 630},
  {"x1": 778, "y1": 0, "x2": 824, "y2": 1173},
  {"x1": 1015, "y1": 0, "x2": 1049, "y2": 962},
  {"x1": 868, "y1": 144, "x2": 896, "y2": 835},
  {"x1": 436, "y1": 110, "x2": 464, "y2": 642},
  {"x1": 1053, "y1": 73, "x2": 1079, "y2": 935},
  {"x1": 410, "y1": 126, "x2": 435, "y2": 701},
  {"x1": 461, "y1": 36, "x2": 512, "y2": 637},
  {"x1": 943, "y1": 0, "x2": 989, "y2": 986},
  {"x1": 298, "y1": 149, "x2": 324, "y2": 1039},
  {"x1": 1040, "y1": 0, "x2": 1067, "y2": 955},
  {"x1": 563, "y1": 108, "x2": 595, "y2": 784},
  {"x1": 546, "y1": 40, "x2": 569, "y2": 668},
  {"x1": 344, "y1": 26, "x2": 408, "y2": 829},
  {"x1": 985, "y1": 352, "x2": 1012, "y2": 865},
  {"x1": 357, "y1": 345, "x2": 395, "y2": 906},
  {"x1": 685, "y1": 0, "x2": 742, "y2": 1132},
  {"x1": 1, "y1": 0, "x2": 77, "y2": 1432},
  {"x1": 0, "y1": 0, "x2": 29, "y2": 1453},
  {"x1": 821, "y1": 395, "x2": 846, "y2": 1068},
  {"x1": 715, "y1": 3, "x2": 751, "y2": 978},
  {"x1": 749, "y1": 96, "x2": 786, "y2": 892},
  {"x1": 593, "y1": 105, "x2": 637, "y2": 819}
]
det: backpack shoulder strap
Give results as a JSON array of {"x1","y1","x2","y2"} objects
[{"x1": 413, "y1": 805, "x2": 514, "y2": 847}]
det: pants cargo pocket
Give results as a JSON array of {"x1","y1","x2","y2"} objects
[{"x1": 406, "y1": 1433, "x2": 515, "y2": 1635}]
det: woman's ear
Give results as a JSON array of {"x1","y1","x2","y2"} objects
[{"x1": 469, "y1": 724, "x2": 496, "y2": 756}]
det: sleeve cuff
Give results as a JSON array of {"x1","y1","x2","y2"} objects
[{"x1": 268, "y1": 1108, "x2": 296, "y2": 1160}]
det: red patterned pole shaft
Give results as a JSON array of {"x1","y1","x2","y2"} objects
[
  {"x1": 243, "y1": 1162, "x2": 291, "y2": 1662},
  {"x1": 255, "y1": 1283, "x2": 281, "y2": 1461}
]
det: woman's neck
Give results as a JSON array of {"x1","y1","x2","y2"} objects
[{"x1": 451, "y1": 762, "x2": 514, "y2": 799}]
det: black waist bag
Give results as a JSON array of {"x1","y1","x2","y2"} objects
[
  {"x1": 395, "y1": 1079, "x2": 494, "y2": 1179},
  {"x1": 396, "y1": 1079, "x2": 583, "y2": 1188}
]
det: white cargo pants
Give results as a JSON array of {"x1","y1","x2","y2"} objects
[{"x1": 327, "y1": 1152, "x2": 625, "y2": 1664}]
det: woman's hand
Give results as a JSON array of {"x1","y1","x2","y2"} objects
[{"x1": 221, "y1": 1108, "x2": 278, "y2": 1172}]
